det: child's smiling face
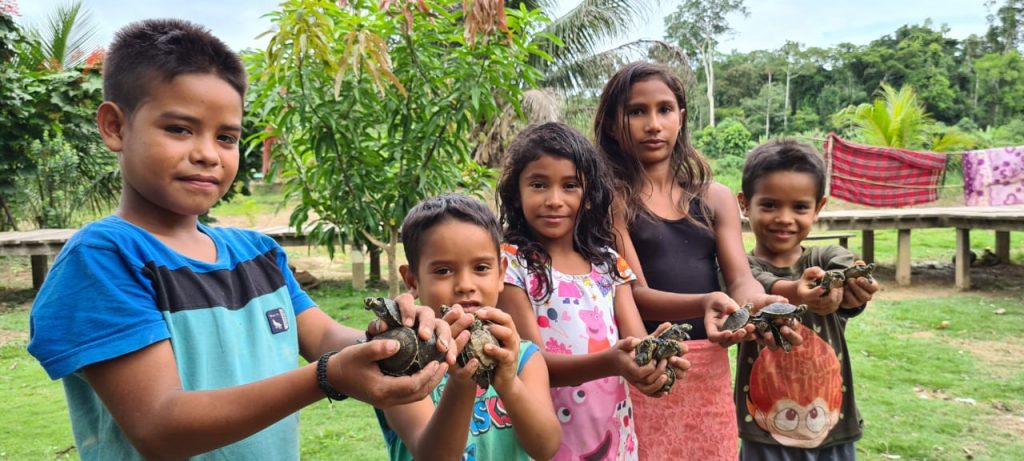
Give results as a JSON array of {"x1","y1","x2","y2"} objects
[
  {"x1": 740, "y1": 171, "x2": 827, "y2": 262},
  {"x1": 400, "y1": 219, "x2": 506, "y2": 313},
  {"x1": 517, "y1": 154, "x2": 583, "y2": 248}
]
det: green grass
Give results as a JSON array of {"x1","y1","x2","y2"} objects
[
  {"x1": 4, "y1": 181, "x2": 1024, "y2": 459},
  {"x1": 4, "y1": 282, "x2": 1024, "y2": 460},
  {"x1": 849, "y1": 295, "x2": 1024, "y2": 460},
  {"x1": 0, "y1": 281, "x2": 392, "y2": 461}
]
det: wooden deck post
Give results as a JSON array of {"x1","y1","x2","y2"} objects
[
  {"x1": 955, "y1": 228, "x2": 971, "y2": 290},
  {"x1": 351, "y1": 245, "x2": 366, "y2": 291},
  {"x1": 861, "y1": 230, "x2": 875, "y2": 263},
  {"x1": 31, "y1": 254, "x2": 49, "y2": 289},
  {"x1": 896, "y1": 229, "x2": 912, "y2": 286},
  {"x1": 995, "y1": 230, "x2": 1010, "y2": 264}
]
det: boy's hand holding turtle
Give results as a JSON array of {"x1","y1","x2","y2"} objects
[
  {"x1": 473, "y1": 307, "x2": 522, "y2": 395},
  {"x1": 334, "y1": 294, "x2": 458, "y2": 408},
  {"x1": 840, "y1": 276, "x2": 879, "y2": 309},
  {"x1": 439, "y1": 304, "x2": 483, "y2": 389},
  {"x1": 799, "y1": 267, "x2": 843, "y2": 316}
]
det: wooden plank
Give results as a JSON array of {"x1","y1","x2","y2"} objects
[
  {"x1": 955, "y1": 228, "x2": 971, "y2": 290},
  {"x1": 896, "y1": 229, "x2": 912, "y2": 286},
  {"x1": 995, "y1": 231, "x2": 1010, "y2": 264},
  {"x1": 862, "y1": 230, "x2": 875, "y2": 264}
]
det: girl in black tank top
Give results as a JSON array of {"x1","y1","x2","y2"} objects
[{"x1": 629, "y1": 200, "x2": 720, "y2": 339}]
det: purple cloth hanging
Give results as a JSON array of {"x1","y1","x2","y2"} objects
[{"x1": 962, "y1": 146, "x2": 1024, "y2": 206}]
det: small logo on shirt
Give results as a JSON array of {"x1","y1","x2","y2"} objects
[{"x1": 266, "y1": 308, "x2": 289, "y2": 334}]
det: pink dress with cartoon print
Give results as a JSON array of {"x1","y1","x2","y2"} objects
[{"x1": 502, "y1": 244, "x2": 638, "y2": 461}]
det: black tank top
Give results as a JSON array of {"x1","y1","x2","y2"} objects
[{"x1": 628, "y1": 200, "x2": 720, "y2": 339}]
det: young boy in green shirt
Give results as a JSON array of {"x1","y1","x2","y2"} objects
[{"x1": 735, "y1": 139, "x2": 879, "y2": 459}]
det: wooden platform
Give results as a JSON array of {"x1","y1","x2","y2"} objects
[
  {"x1": 5, "y1": 205, "x2": 1023, "y2": 290},
  {"x1": 744, "y1": 204, "x2": 1024, "y2": 289},
  {"x1": 0, "y1": 225, "x2": 331, "y2": 289}
]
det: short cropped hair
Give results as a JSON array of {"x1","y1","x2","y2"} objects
[
  {"x1": 401, "y1": 194, "x2": 501, "y2": 271},
  {"x1": 103, "y1": 18, "x2": 246, "y2": 117},
  {"x1": 742, "y1": 139, "x2": 827, "y2": 202}
]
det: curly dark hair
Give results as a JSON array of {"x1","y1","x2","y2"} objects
[
  {"x1": 594, "y1": 61, "x2": 713, "y2": 228},
  {"x1": 497, "y1": 122, "x2": 623, "y2": 303}
]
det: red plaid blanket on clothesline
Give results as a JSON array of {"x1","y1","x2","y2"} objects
[{"x1": 823, "y1": 133, "x2": 948, "y2": 208}]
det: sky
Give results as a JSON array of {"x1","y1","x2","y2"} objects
[{"x1": 12, "y1": 0, "x2": 993, "y2": 54}]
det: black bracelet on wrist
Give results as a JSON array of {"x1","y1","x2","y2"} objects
[{"x1": 316, "y1": 351, "x2": 349, "y2": 402}]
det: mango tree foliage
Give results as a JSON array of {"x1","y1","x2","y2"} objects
[{"x1": 250, "y1": 0, "x2": 549, "y2": 295}]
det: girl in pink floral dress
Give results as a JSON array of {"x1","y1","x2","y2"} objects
[{"x1": 496, "y1": 122, "x2": 690, "y2": 461}]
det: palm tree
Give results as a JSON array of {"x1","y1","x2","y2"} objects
[
  {"x1": 25, "y1": 0, "x2": 98, "y2": 71},
  {"x1": 518, "y1": 0, "x2": 650, "y2": 89},
  {"x1": 832, "y1": 83, "x2": 973, "y2": 153}
]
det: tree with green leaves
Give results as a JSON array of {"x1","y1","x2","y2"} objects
[
  {"x1": 1, "y1": 2, "x2": 117, "y2": 230},
  {"x1": 250, "y1": 0, "x2": 549, "y2": 296},
  {"x1": 665, "y1": 0, "x2": 748, "y2": 127}
]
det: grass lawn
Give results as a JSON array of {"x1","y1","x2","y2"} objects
[{"x1": 2, "y1": 183, "x2": 1023, "y2": 460}]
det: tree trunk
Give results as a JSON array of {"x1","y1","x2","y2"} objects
[
  {"x1": 705, "y1": 44, "x2": 716, "y2": 127},
  {"x1": 0, "y1": 193, "x2": 17, "y2": 231},
  {"x1": 369, "y1": 245, "x2": 382, "y2": 284},
  {"x1": 765, "y1": 72, "x2": 773, "y2": 138},
  {"x1": 387, "y1": 226, "x2": 400, "y2": 298},
  {"x1": 784, "y1": 65, "x2": 792, "y2": 132}
]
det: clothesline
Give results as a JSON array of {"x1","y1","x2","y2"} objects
[
  {"x1": 831, "y1": 173, "x2": 961, "y2": 189},
  {"x1": 791, "y1": 134, "x2": 968, "y2": 155}
]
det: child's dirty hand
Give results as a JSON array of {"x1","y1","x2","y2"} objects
[
  {"x1": 330, "y1": 339, "x2": 448, "y2": 408},
  {"x1": 475, "y1": 308, "x2": 521, "y2": 396},
  {"x1": 841, "y1": 276, "x2": 879, "y2": 308}
]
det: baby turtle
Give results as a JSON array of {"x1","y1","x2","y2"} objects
[
  {"x1": 634, "y1": 323, "x2": 692, "y2": 393},
  {"x1": 364, "y1": 297, "x2": 444, "y2": 377},
  {"x1": 721, "y1": 304, "x2": 753, "y2": 332},
  {"x1": 442, "y1": 305, "x2": 500, "y2": 390},
  {"x1": 843, "y1": 260, "x2": 876, "y2": 280},
  {"x1": 816, "y1": 260, "x2": 877, "y2": 296},
  {"x1": 749, "y1": 302, "x2": 807, "y2": 352}
]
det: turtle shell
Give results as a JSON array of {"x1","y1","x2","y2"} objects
[
  {"x1": 721, "y1": 304, "x2": 753, "y2": 331},
  {"x1": 462, "y1": 317, "x2": 500, "y2": 389},
  {"x1": 373, "y1": 327, "x2": 421, "y2": 376},
  {"x1": 365, "y1": 297, "x2": 444, "y2": 376},
  {"x1": 658, "y1": 323, "x2": 692, "y2": 342},
  {"x1": 756, "y1": 302, "x2": 807, "y2": 318},
  {"x1": 843, "y1": 261, "x2": 876, "y2": 279}
]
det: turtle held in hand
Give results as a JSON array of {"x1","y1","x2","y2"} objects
[
  {"x1": 815, "y1": 260, "x2": 876, "y2": 296},
  {"x1": 634, "y1": 323, "x2": 692, "y2": 393},
  {"x1": 442, "y1": 305, "x2": 500, "y2": 390},
  {"x1": 749, "y1": 302, "x2": 807, "y2": 353},
  {"x1": 364, "y1": 297, "x2": 444, "y2": 377},
  {"x1": 721, "y1": 302, "x2": 806, "y2": 352}
]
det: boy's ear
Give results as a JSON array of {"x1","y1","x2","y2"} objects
[
  {"x1": 96, "y1": 102, "x2": 126, "y2": 153},
  {"x1": 813, "y1": 196, "x2": 828, "y2": 221},
  {"x1": 737, "y1": 192, "x2": 749, "y2": 216},
  {"x1": 399, "y1": 264, "x2": 418, "y2": 297},
  {"x1": 496, "y1": 255, "x2": 509, "y2": 294}
]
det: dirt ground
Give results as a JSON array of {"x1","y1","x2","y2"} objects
[{"x1": 870, "y1": 261, "x2": 1024, "y2": 299}]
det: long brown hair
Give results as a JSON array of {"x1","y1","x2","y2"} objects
[{"x1": 593, "y1": 62, "x2": 713, "y2": 227}]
